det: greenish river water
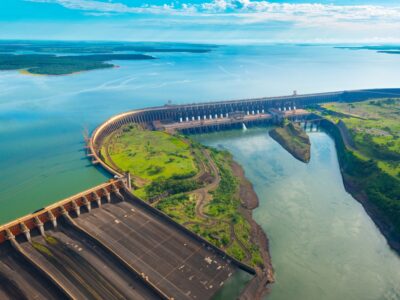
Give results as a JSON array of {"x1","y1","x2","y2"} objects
[{"x1": 197, "y1": 128, "x2": 400, "y2": 300}]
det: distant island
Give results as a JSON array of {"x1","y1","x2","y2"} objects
[
  {"x1": 269, "y1": 122, "x2": 311, "y2": 163},
  {"x1": 335, "y1": 45, "x2": 400, "y2": 55},
  {"x1": 0, "y1": 40, "x2": 215, "y2": 75},
  {"x1": 0, "y1": 53, "x2": 155, "y2": 75},
  {"x1": 0, "y1": 40, "x2": 216, "y2": 54}
]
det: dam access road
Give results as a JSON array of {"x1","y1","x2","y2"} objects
[{"x1": 1, "y1": 88, "x2": 400, "y2": 299}]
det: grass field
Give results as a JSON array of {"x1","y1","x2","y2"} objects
[
  {"x1": 322, "y1": 98, "x2": 400, "y2": 177},
  {"x1": 102, "y1": 124, "x2": 198, "y2": 183}
]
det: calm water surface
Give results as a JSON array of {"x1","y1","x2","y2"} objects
[
  {"x1": 0, "y1": 44, "x2": 400, "y2": 299},
  {"x1": 197, "y1": 129, "x2": 400, "y2": 300}
]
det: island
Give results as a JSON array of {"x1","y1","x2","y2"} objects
[
  {"x1": 269, "y1": 122, "x2": 311, "y2": 163},
  {"x1": 100, "y1": 124, "x2": 274, "y2": 296},
  {"x1": 316, "y1": 98, "x2": 400, "y2": 253},
  {"x1": 0, "y1": 40, "x2": 215, "y2": 54},
  {"x1": 0, "y1": 40, "x2": 217, "y2": 75},
  {"x1": 0, "y1": 53, "x2": 156, "y2": 75}
]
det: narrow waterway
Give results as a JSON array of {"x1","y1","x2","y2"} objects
[{"x1": 196, "y1": 128, "x2": 400, "y2": 300}]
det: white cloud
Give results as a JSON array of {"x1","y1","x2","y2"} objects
[
  {"x1": 22, "y1": 0, "x2": 400, "y2": 42},
  {"x1": 25, "y1": 0, "x2": 400, "y2": 26}
]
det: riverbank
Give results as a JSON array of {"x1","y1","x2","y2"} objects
[
  {"x1": 320, "y1": 118, "x2": 400, "y2": 254},
  {"x1": 231, "y1": 161, "x2": 275, "y2": 299},
  {"x1": 269, "y1": 123, "x2": 311, "y2": 163}
]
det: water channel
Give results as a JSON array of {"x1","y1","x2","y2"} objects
[{"x1": 196, "y1": 128, "x2": 400, "y2": 300}]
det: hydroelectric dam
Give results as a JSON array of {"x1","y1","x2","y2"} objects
[{"x1": 1, "y1": 88, "x2": 400, "y2": 300}]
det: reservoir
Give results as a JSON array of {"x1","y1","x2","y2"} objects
[
  {"x1": 197, "y1": 128, "x2": 400, "y2": 300},
  {"x1": 1, "y1": 44, "x2": 400, "y2": 298}
]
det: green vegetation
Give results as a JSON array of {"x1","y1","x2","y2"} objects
[
  {"x1": 32, "y1": 241, "x2": 53, "y2": 257},
  {"x1": 322, "y1": 99, "x2": 400, "y2": 176},
  {"x1": 0, "y1": 53, "x2": 154, "y2": 75},
  {"x1": 269, "y1": 122, "x2": 311, "y2": 163},
  {"x1": 102, "y1": 124, "x2": 197, "y2": 184},
  {"x1": 318, "y1": 98, "x2": 400, "y2": 250},
  {"x1": 0, "y1": 41, "x2": 214, "y2": 54}
]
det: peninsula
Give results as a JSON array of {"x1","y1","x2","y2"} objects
[
  {"x1": 101, "y1": 124, "x2": 274, "y2": 291},
  {"x1": 269, "y1": 122, "x2": 311, "y2": 163}
]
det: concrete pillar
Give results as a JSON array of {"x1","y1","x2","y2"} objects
[
  {"x1": 34, "y1": 216, "x2": 45, "y2": 237},
  {"x1": 226, "y1": 113, "x2": 228, "y2": 118},
  {"x1": 278, "y1": 107, "x2": 281, "y2": 111},
  {"x1": 47, "y1": 211, "x2": 57, "y2": 228},
  {"x1": 92, "y1": 192, "x2": 101, "y2": 208},
  {"x1": 220, "y1": 113, "x2": 223, "y2": 118},
  {"x1": 179, "y1": 117, "x2": 182, "y2": 123},
  {"x1": 102, "y1": 188, "x2": 111, "y2": 203},
  {"x1": 72, "y1": 200, "x2": 80, "y2": 216},
  {"x1": 215, "y1": 114, "x2": 218, "y2": 119},
  {"x1": 82, "y1": 196, "x2": 91, "y2": 212},
  {"x1": 186, "y1": 117, "x2": 189, "y2": 122},
  {"x1": 20, "y1": 223, "x2": 31, "y2": 242},
  {"x1": 247, "y1": 111, "x2": 250, "y2": 115},
  {"x1": 59, "y1": 206, "x2": 68, "y2": 217},
  {"x1": 112, "y1": 183, "x2": 124, "y2": 201},
  {"x1": 209, "y1": 114, "x2": 212, "y2": 119},
  {"x1": 204, "y1": 115, "x2": 206, "y2": 120},
  {"x1": 262, "y1": 109, "x2": 264, "y2": 113},
  {"x1": 192, "y1": 116, "x2": 195, "y2": 121},
  {"x1": 5, "y1": 229, "x2": 15, "y2": 241},
  {"x1": 252, "y1": 110, "x2": 255, "y2": 115},
  {"x1": 198, "y1": 116, "x2": 201, "y2": 121},
  {"x1": 257, "y1": 110, "x2": 259, "y2": 114},
  {"x1": 126, "y1": 172, "x2": 132, "y2": 190}
]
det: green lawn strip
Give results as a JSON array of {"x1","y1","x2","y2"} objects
[
  {"x1": 233, "y1": 213, "x2": 263, "y2": 267},
  {"x1": 226, "y1": 241, "x2": 246, "y2": 262}
]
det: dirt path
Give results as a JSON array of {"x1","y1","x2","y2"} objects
[{"x1": 193, "y1": 149, "x2": 221, "y2": 219}]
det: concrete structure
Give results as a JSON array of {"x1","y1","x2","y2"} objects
[
  {"x1": 0, "y1": 176, "x2": 254, "y2": 299},
  {"x1": 89, "y1": 88, "x2": 400, "y2": 177}
]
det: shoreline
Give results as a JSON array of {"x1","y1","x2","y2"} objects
[
  {"x1": 231, "y1": 160, "x2": 275, "y2": 299},
  {"x1": 18, "y1": 65, "x2": 119, "y2": 77},
  {"x1": 269, "y1": 123, "x2": 311, "y2": 163}
]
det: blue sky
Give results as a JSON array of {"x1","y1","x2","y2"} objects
[{"x1": 1, "y1": 0, "x2": 400, "y2": 43}]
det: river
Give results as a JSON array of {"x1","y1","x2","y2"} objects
[
  {"x1": 197, "y1": 128, "x2": 400, "y2": 300},
  {"x1": 1, "y1": 43, "x2": 400, "y2": 299}
]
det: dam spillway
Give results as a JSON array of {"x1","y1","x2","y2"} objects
[{"x1": 0, "y1": 178, "x2": 253, "y2": 300}]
